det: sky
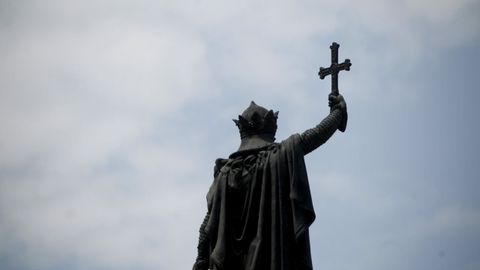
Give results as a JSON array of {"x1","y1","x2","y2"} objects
[{"x1": 0, "y1": 0, "x2": 479, "y2": 269}]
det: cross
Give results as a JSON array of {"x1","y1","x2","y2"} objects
[{"x1": 318, "y1": 42, "x2": 351, "y2": 96}]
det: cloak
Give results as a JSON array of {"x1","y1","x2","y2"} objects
[{"x1": 204, "y1": 134, "x2": 316, "y2": 270}]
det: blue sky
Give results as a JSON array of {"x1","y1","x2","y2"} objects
[{"x1": 0, "y1": 0, "x2": 479, "y2": 269}]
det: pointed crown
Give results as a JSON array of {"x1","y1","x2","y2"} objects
[{"x1": 233, "y1": 101, "x2": 279, "y2": 139}]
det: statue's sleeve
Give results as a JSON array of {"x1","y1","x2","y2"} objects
[
  {"x1": 300, "y1": 108, "x2": 344, "y2": 155},
  {"x1": 193, "y1": 158, "x2": 227, "y2": 270},
  {"x1": 193, "y1": 211, "x2": 210, "y2": 269}
]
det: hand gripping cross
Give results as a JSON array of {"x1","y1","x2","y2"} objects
[{"x1": 318, "y1": 42, "x2": 351, "y2": 96}]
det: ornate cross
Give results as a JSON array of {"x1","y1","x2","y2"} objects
[{"x1": 318, "y1": 42, "x2": 351, "y2": 95}]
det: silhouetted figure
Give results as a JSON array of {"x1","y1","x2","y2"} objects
[{"x1": 192, "y1": 93, "x2": 348, "y2": 270}]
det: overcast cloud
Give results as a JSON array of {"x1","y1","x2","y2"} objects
[{"x1": 1, "y1": 0, "x2": 479, "y2": 269}]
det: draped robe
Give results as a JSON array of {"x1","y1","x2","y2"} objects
[{"x1": 205, "y1": 134, "x2": 315, "y2": 270}]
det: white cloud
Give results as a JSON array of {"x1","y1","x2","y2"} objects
[
  {"x1": 0, "y1": 3, "x2": 212, "y2": 269},
  {"x1": 404, "y1": 0, "x2": 475, "y2": 23},
  {"x1": 0, "y1": 17, "x2": 211, "y2": 169}
]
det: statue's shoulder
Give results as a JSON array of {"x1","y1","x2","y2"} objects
[
  {"x1": 279, "y1": 133, "x2": 303, "y2": 150},
  {"x1": 213, "y1": 158, "x2": 228, "y2": 177}
]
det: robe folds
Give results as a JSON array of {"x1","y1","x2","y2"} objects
[{"x1": 204, "y1": 134, "x2": 316, "y2": 270}]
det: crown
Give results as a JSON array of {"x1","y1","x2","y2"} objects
[{"x1": 233, "y1": 101, "x2": 279, "y2": 139}]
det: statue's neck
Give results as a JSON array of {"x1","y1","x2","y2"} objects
[{"x1": 237, "y1": 134, "x2": 275, "y2": 152}]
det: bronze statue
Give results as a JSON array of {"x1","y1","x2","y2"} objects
[{"x1": 193, "y1": 42, "x2": 351, "y2": 270}]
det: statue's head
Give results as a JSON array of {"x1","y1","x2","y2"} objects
[{"x1": 233, "y1": 101, "x2": 279, "y2": 142}]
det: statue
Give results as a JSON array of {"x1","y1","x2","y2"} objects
[{"x1": 193, "y1": 42, "x2": 351, "y2": 270}]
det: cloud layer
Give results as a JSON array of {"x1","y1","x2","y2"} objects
[{"x1": 1, "y1": 0, "x2": 479, "y2": 269}]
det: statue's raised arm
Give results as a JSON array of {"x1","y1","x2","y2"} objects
[{"x1": 300, "y1": 93, "x2": 347, "y2": 155}]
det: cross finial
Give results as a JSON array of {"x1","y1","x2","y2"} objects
[{"x1": 318, "y1": 42, "x2": 351, "y2": 95}]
